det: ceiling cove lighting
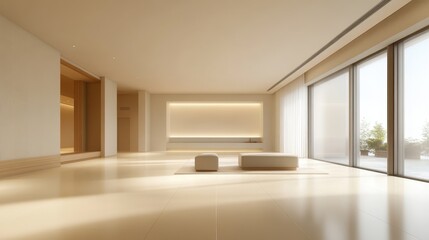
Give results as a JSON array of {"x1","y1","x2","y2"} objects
[
  {"x1": 168, "y1": 135, "x2": 262, "y2": 138},
  {"x1": 267, "y1": 0, "x2": 391, "y2": 92}
]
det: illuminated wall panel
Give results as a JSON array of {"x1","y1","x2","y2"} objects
[{"x1": 167, "y1": 102, "x2": 263, "y2": 138}]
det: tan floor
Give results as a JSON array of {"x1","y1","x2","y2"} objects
[{"x1": 0, "y1": 152, "x2": 428, "y2": 240}]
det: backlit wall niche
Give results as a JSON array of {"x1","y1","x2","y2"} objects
[{"x1": 167, "y1": 102, "x2": 263, "y2": 138}]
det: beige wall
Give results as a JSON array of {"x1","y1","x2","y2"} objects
[
  {"x1": 117, "y1": 91, "x2": 151, "y2": 152},
  {"x1": 0, "y1": 15, "x2": 60, "y2": 161},
  {"x1": 117, "y1": 93, "x2": 139, "y2": 151},
  {"x1": 86, "y1": 82, "x2": 101, "y2": 151},
  {"x1": 60, "y1": 105, "x2": 74, "y2": 148},
  {"x1": 101, "y1": 77, "x2": 117, "y2": 157},
  {"x1": 60, "y1": 76, "x2": 75, "y2": 150},
  {"x1": 150, "y1": 94, "x2": 274, "y2": 151},
  {"x1": 60, "y1": 76, "x2": 74, "y2": 98},
  {"x1": 168, "y1": 102, "x2": 263, "y2": 137}
]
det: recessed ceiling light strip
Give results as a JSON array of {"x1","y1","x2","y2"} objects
[{"x1": 267, "y1": 0, "x2": 391, "y2": 92}]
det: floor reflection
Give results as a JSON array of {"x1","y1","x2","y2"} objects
[{"x1": 0, "y1": 153, "x2": 428, "y2": 239}]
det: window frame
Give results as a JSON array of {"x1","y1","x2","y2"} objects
[
  {"x1": 307, "y1": 26, "x2": 429, "y2": 182},
  {"x1": 396, "y1": 28, "x2": 429, "y2": 181}
]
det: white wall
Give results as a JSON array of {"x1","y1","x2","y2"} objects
[
  {"x1": 150, "y1": 94, "x2": 274, "y2": 151},
  {"x1": 275, "y1": 75, "x2": 308, "y2": 157},
  {"x1": 0, "y1": 15, "x2": 60, "y2": 161},
  {"x1": 101, "y1": 77, "x2": 117, "y2": 157}
]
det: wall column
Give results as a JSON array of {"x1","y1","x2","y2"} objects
[
  {"x1": 101, "y1": 77, "x2": 117, "y2": 157},
  {"x1": 138, "y1": 91, "x2": 151, "y2": 152}
]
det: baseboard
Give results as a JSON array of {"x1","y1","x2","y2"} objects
[
  {"x1": 61, "y1": 151, "x2": 101, "y2": 164},
  {"x1": 0, "y1": 155, "x2": 60, "y2": 178}
]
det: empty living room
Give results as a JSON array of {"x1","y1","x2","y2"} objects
[{"x1": 2, "y1": 0, "x2": 429, "y2": 239}]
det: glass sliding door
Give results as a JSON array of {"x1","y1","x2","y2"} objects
[
  {"x1": 356, "y1": 51, "x2": 388, "y2": 172},
  {"x1": 311, "y1": 69, "x2": 350, "y2": 165},
  {"x1": 400, "y1": 30, "x2": 429, "y2": 180}
]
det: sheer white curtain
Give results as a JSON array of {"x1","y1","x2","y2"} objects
[{"x1": 275, "y1": 75, "x2": 308, "y2": 157}]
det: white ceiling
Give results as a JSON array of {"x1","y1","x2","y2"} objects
[{"x1": 0, "y1": 0, "x2": 410, "y2": 93}]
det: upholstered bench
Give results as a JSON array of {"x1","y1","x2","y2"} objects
[
  {"x1": 195, "y1": 153, "x2": 219, "y2": 171},
  {"x1": 239, "y1": 153, "x2": 298, "y2": 170}
]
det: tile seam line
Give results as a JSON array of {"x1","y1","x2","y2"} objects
[
  {"x1": 258, "y1": 182, "x2": 313, "y2": 240},
  {"x1": 215, "y1": 184, "x2": 218, "y2": 240},
  {"x1": 356, "y1": 204, "x2": 420, "y2": 239},
  {"x1": 143, "y1": 187, "x2": 180, "y2": 240}
]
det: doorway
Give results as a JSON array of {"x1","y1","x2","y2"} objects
[
  {"x1": 60, "y1": 60, "x2": 101, "y2": 155},
  {"x1": 117, "y1": 117, "x2": 131, "y2": 152}
]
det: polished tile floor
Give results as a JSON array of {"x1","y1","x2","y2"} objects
[{"x1": 1, "y1": 152, "x2": 429, "y2": 240}]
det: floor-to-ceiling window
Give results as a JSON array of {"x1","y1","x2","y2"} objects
[
  {"x1": 307, "y1": 27, "x2": 429, "y2": 182},
  {"x1": 311, "y1": 69, "x2": 349, "y2": 165},
  {"x1": 356, "y1": 51, "x2": 388, "y2": 172},
  {"x1": 399, "y1": 29, "x2": 429, "y2": 180}
]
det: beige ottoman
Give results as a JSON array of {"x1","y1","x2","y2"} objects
[
  {"x1": 195, "y1": 153, "x2": 219, "y2": 171},
  {"x1": 239, "y1": 153, "x2": 298, "y2": 170}
]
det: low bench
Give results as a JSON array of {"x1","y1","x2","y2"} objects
[{"x1": 239, "y1": 153, "x2": 298, "y2": 170}]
